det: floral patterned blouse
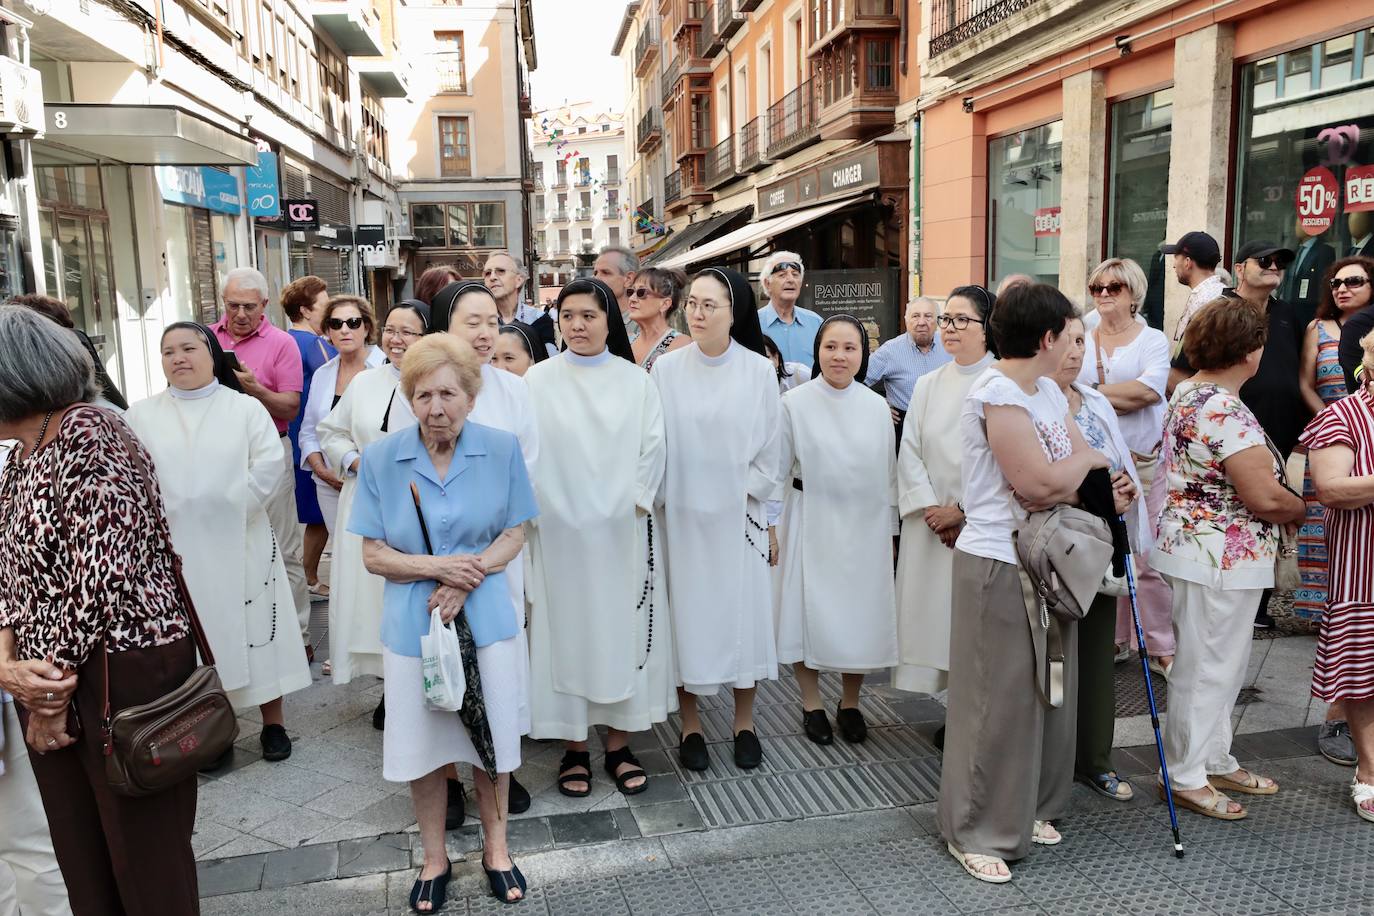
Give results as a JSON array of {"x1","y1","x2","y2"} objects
[
  {"x1": 1150, "y1": 380, "x2": 1278, "y2": 589},
  {"x1": 0, "y1": 407, "x2": 190, "y2": 670}
]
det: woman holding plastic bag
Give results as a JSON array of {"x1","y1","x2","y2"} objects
[{"x1": 349, "y1": 334, "x2": 538, "y2": 910}]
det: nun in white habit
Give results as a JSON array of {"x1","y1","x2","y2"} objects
[
  {"x1": 774, "y1": 315, "x2": 898, "y2": 747},
  {"x1": 525, "y1": 278, "x2": 675, "y2": 798},
  {"x1": 126, "y1": 322, "x2": 310, "y2": 764},
  {"x1": 316, "y1": 300, "x2": 428, "y2": 692},
  {"x1": 651, "y1": 266, "x2": 781, "y2": 772}
]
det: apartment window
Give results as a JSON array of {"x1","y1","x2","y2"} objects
[
  {"x1": 318, "y1": 41, "x2": 349, "y2": 137},
  {"x1": 363, "y1": 94, "x2": 390, "y2": 166},
  {"x1": 607, "y1": 189, "x2": 619, "y2": 210},
  {"x1": 575, "y1": 157, "x2": 590, "y2": 184},
  {"x1": 601, "y1": 124, "x2": 610, "y2": 132},
  {"x1": 275, "y1": 15, "x2": 288, "y2": 85},
  {"x1": 435, "y1": 32, "x2": 467, "y2": 92},
  {"x1": 606, "y1": 155, "x2": 619, "y2": 183},
  {"x1": 555, "y1": 161, "x2": 567, "y2": 185},
  {"x1": 609, "y1": 226, "x2": 620, "y2": 246},
  {"x1": 558, "y1": 228, "x2": 569, "y2": 251},
  {"x1": 537, "y1": 229, "x2": 546, "y2": 252},
  {"x1": 258, "y1": 0, "x2": 274, "y2": 72},
  {"x1": 533, "y1": 162, "x2": 544, "y2": 184},
  {"x1": 534, "y1": 196, "x2": 546, "y2": 221},
  {"x1": 409, "y1": 202, "x2": 506, "y2": 248},
  {"x1": 557, "y1": 193, "x2": 567, "y2": 213},
  {"x1": 579, "y1": 191, "x2": 592, "y2": 211},
  {"x1": 188, "y1": 0, "x2": 232, "y2": 30},
  {"x1": 865, "y1": 38, "x2": 894, "y2": 91},
  {"x1": 581, "y1": 228, "x2": 593, "y2": 246},
  {"x1": 286, "y1": 27, "x2": 298, "y2": 97},
  {"x1": 438, "y1": 116, "x2": 471, "y2": 177}
]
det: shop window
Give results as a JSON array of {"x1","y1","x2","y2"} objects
[
  {"x1": 1107, "y1": 89, "x2": 1173, "y2": 329},
  {"x1": 410, "y1": 202, "x2": 506, "y2": 249},
  {"x1": 1234, "y1": 26, "x2": 1374, "y2": 302},
  {"x1": 987, "y1": 121, "x2": 1063, "y2": 288},
  {"x1": 447, "y1": 204, "x2": 470, "y2": 246},
  {"x1": 439, "y1": 116, "x2": 471, "y2": 177},
  {"x1": 472, "y1": 203, "x2": 506, "y2": 248},
  {"x1": 411, "y1": 204, "x2": 446, "y2": 246}
]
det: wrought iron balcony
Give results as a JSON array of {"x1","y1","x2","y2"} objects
[
  {"x1": 701, "y1": 1, "x2": 724, "y2": 57},
  {"x1": 634, "y1": 19, "x2": 660, "y2": 77},
  {"x1": 574, "y1": 207, "x2": 593, "y2": 221},
  {"x1": 434, "y1": 53, "x2": 466, "y2": 93},
  {"x1": 637, "y1": 110, "x2": 663, "y2": 152},
  {"x1": 704, "y1": 134, "x2": 736, "y2": 189},
  {"x1": 716, "y1": 0, "x2": 744, "y2": 42},
  {"x1": 665, "y1": 168, "x2": 682, "y2": 205},
  {"x1": 661, "y1": 56, "x2": 682, "y2": 104},
  {"x1": 929, "y1": 0, "x2": 1038, "y2": 56},
  {"x1": 737, "y1": 117, "x2": 768, "y2": 172},
  {"x1": 551, "y1": 209, "x2": 570, "y2": 222},
  {"x1": 766, "y1": 78, "x2": 818, "y2": 160}
]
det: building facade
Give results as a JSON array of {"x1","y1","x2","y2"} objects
[
  {"x1": 388, "y1": 0, "x2": 537, "y2": 287},
  {"x1": 530, "y1": 102, "x2": 631, "y2": 296}
]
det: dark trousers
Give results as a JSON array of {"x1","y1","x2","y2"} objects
[
  {"x1": 26, "y1": 637, "x2": 200, "y2": 916},
  {"x1": 1075, "y1": 593, "x2": 1118, "y2": 777}
]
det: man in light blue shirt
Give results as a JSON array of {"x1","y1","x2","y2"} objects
[
  {"x1": 864, "y1": 296, "x2": 951, "y2": 440},
  {"x1": 756, "y1": 251, "x2": 822, "y2": 365}
]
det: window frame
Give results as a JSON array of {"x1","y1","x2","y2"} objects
[{"x1": 437, "y1": 115, "x2": 472, "y2": 177}]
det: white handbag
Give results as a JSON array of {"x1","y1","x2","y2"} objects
[{"x1": 420, "y1": 608, "x2": 466, "y2": 712}]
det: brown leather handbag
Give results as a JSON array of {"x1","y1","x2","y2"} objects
[{"x1": 57, "y1": 410, "x2": 240, "y2": 797}]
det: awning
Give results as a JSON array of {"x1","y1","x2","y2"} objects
[
  {"x1": 644, "y1": 206, "x2": 753, "y2": 266},
  {"x1": 655, "y1": 194, "x2": 869, "y2": 270},
  {"x1": 32, "y1": 104, "x2": 258, "y2": 167}
]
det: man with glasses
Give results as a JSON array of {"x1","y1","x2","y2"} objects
[
  {"x1": 864, "y1": 297, "x2": 950, "y2": 443},
  {"x1": 757, "y1": 251, "x2": 821, "y2": 365},
  {"x1": 483, "y1": 252, "x2": 557, "y2": 357},
  {"x1": 211, "y1": 266, "x2": 312, "y2": 645},
  {"x1": 1169, "y1": 240, "x2": 1308, "y2": 629}
]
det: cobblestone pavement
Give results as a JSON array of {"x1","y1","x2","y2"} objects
[{"x1": 196, "y1": 613, "x2": 1367, "y2": 914}]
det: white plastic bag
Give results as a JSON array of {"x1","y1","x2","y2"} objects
[{"x1": 420, "y1": 608, "x2": 466, "y2": 712}]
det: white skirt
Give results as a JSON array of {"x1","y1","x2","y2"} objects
[
  {"x1": 315, "y1": 476, "x2": 341, "y2": 534},
  {"x1": 328, "y1": 478, "x2": 386, "y2": 684},
  {"x1": 225, "y1": 547, "x2": 313, "y2": 711},
  {"x1": 381, "y1": 633, "x2": 529, "y2": 784}
]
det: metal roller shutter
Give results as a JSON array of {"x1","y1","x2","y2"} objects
[{"x1": 191, "y1": 209, "x2": 218, "y2": 324}]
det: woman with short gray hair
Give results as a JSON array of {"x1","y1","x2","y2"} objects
[{"x1": 0, "y1": 306, "x2": 201, "y2": 914}]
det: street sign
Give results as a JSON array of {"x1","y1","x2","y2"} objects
[{"x1": 246, "y1": 150, "x2": 281, "y2": 217}]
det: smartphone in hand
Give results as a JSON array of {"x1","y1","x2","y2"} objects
[{"x1": 222, "y1": 350, "x2": 243, "y2": 374}]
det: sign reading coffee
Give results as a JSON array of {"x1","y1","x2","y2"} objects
[{"x1": 757, "y1": 145, "x2": 883, "y2": 218}]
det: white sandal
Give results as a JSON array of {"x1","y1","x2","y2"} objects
[
  {"x1": 1032, "y1": 819, "x2": 1062, "y2": 846},
  {"x1": 947, "y1": 842, "x2": 1011, "y2": 884},
  {"x1": 1353, "y1": 779, "x2": 1374, "y2": 824}
]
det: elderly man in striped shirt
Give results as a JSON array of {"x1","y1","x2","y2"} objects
[{"x1": 864, "y1": 296, "x2": 951, "y2": 444}]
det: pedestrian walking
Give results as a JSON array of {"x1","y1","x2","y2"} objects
[
  {"x1": 1152, "y1": 300, "x2": 1305, "y2": 820},
  {"x1": 126, "y1": 322, "x2": 311, "y2": 763},
  {"x1": 756, "y1": 252, "x2": 820, "y2": 366},
  {"x1": 525, "y1": 278, "x2": 676, "y2": 796},
  {"x1": 652, "y1": 267, "x2": 782, "y2": 772},
  {"x1": 774, "y1": 315, "x2": 897, "y2": 745},
  {"x1": 864, "y1": 297, "x2": 951, "y2": 443},
  {"x1": 0, "y1": 306, "x2": 200, "y2": 915}
]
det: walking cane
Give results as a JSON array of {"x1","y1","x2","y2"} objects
[{"x1": 1121, "y1": 534, "x2": 1185, "y2": 858}]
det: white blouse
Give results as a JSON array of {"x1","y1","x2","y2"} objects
[{"x1": 1076, "y1": 325, "x2": 1170, "y2": 456}]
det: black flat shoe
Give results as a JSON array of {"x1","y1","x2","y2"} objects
[
  {"x1": 836, "y1": 704, "x2": 868, "y2": 744},
  {"x1": 372, "y1": 697, "x2": 386, "y2": 731},
  {"x1": 603, "y1": 745, "x2": 649, "y2": 795},
  {"x1": 734, "y1": 729, "x2": 762, "y2": 769},
  {"x1": 445, "y1": 778, "x2": 466, "y2": 830},
  {"x1": 679, "y1": 732, "x2": 709, "y2": 771},
  {"x1": 508, "y1": 774, "x2": 531, "y2": 814},
  {"x1": 409, "y1": 860, "x2": 452, "y2": 913},
  {"x1": 557, "y1": 749, "x2": 593, "y2": 798},
  {"x1": 260, "y1": 724, "x2": 292, "y2": 762},
  {"x1": 802, "y1": 709, "x2": 833, "y2": 746},
  {"x1": 483, "y1": 856, "x2": 527, "y2": 905}
]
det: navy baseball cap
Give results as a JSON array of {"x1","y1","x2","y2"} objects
[
  {"x1": 1233, "y1": 240, "x2": 1295, "y2": 267},
  {"x1": 1160, "y1": 231, "x2": 1221, "y2": 269}
]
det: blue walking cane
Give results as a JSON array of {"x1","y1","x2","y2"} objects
[{"x1": 1120, "y1": 527, "x2": 1184, "y2": 858}]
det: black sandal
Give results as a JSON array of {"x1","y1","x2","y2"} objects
[
  {"x1": 603, "y1": 745, "x2": 649, "y2": 795},
  {"x1": 557, "y1": 749, "x2": 593, "y2": 798},
  {"x1": 408, "y1": 860, "x2": 451, "y2": 913},
  {"x1": 483, "y1": 856, "x2": 528, "y2": 905}
]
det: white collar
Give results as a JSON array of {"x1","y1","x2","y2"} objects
[{"x1": 168, "y1": 379, "x2": 219, "y2": 400}]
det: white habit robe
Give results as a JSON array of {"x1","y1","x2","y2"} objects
[
  {"x1": 652, "y1": 340, "x2": 781, "y2": 695},
  {"x1": 773, "y1": 378, "x2": 898, "y2": 672},
  {"x1": 524, "y1": 350, "x2": 677, "y2": 739},
  {"x1": 317, "y1": 364, "x2": 415, "y2": 684},
  {"x1": 892, "y1": 354, "x2": 995, "y2": 693},
  {"x1": 126, "y1": 384, "x2": 311, "y2": 710}
]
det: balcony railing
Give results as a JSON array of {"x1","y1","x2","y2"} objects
[
  {"x1": 766, "y1": 78, "x2": 818, "y2": 159},
  {"x1": 534, "y1": 209, "x2": 547, "y2": 223},
  {"x1": 672, "y1": 0, "x2": 704, "y2": 39},
  {"x1": 603, "y1": 203, "x2": 620, "y2": 219},
  {"x1": 574, "y1": 174, "x2": 593, "y2": 188},
  {"x1": 636, "y1": 198, "x2": 655, "y2": 222},
  {"x1": 634, "y1": 19, "x2": 660, "y2": 76},
  {"x1": 574, "y1": 207, "x2": 592, "y2": 221},
  {"x1": 661, "y1": 56, "x2": 682, "y2": 103},
  {"x1": 552, "y1": 174, "x2": 569, "y2": 189},
  {"x1": 701, "y1": 1, "x2": 724, "y2": 56},
  {"x1": 605, "y1": 170, "x2": 621, "y2": 184},
  {"x1": 738, "y1": 0, "x2": 761, "y2": 8},
  {"x1": 551, "y1": 209, "x2": 570, "y2": 222},
  {"x1": 738, "y1": 116, "x2": 768, "y2": 172},
  {"x1": 704, "y1": 135, "x2": 735, "y2": 189},
  {"x1": 929, "y1": 0, "x2": 1037, "y2": 56},
  {"x1": 716, "y1": 0, "x2": 744, "y2": 42},
  {"x1": 434, "y1": 53, "x2": 466, "y2": 92},
  {"x1": 665, "y1": 168, "x2": 682, "y2": 205},
  {"x1": 637, "y1": 110, "x2": 663, "y2": 151}
]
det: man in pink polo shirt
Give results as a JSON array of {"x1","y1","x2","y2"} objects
[{"x1": 211, "y1": 267, "x2": 312, "y2": 647}]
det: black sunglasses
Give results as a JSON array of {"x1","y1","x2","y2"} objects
[
  {"x1": 327, "y1": 316, "x2": 365, "y2": 330},
  {"x1": 769, "y1": 262, "x2": 803, "y2": 276},
  {"x1": 1254, "y1": 255, "x2": 1286, "y2": 270},
  {"x1": 1330, "y1": 276, "x2": 1370, "y2": 291},
  {"x1": 1088, "y1": 281, "x2": 1125, "y2": 296}
]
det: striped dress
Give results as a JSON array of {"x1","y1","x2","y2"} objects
[
  {"x1": 1295, "y1": 322, "x2": 1348, "y2": 620},
  {"x1": 1301, "y1": 387, "x2": 1374, "y2": 702}
]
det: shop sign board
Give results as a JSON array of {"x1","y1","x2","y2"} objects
[
  {"x1": 284, "y1": 199, "x2": 320, "y2": 231},
  {"x1": 246, "y1": 150, "x2": 281, "y2": 217},
  {"x1": 757, "y1": 146, "x2": 884, "y2": 219},
  {"x1": 1296, "y1": 166, "x2": 1339, "y2": 234},
  {"x1": 799, "y1": 268, "x2": 901, "y2": 347},
  {"x1": 156, "y1": 165, "x2": 242, "y2": 215},
  {"x1": 1033, "y1": 206, "x2": 1062, "y2": 237},
  {"x1": 1345, "y1": 164, "x2": 1374, "y2": 214},
  {"x1": 356, "y1": 224, "x2": 390, "y2": 267}
]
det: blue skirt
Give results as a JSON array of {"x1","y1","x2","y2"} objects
[{"x1": 294, "y1": 467, "x2": 325, "y2": 525}]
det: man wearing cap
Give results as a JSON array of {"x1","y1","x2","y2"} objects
[
  {"x1": 757, "y1": 251, "x2": 821, "y2": 365},
  {"x1": 1162, "y1": 231, "x2": 1227, "y2": 352}
]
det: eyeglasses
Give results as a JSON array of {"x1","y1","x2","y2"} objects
[
  {"x1": 684, "y1": 300, "x2": 726, "y2": 315},
  {"x1": 1254, "y1": 255, "x2": 1285, "y2": 270},
  {"x1": 936, "y1": 314, "x2": 984, "y2": 330},
  {"x1": 224, "y1": 301, "x2": 262, "y2": 312},
  {"x1": 382, "y1": 326, "x2": 422, "y2": 339},
  {"x1": 1088, "y1": 282, "x2": 1125, "y2": 297},
  {"x1": 1330, "y1": 276, "x2": 1370, "y2": 291},
  {"x1": 627, "y1": 286, "x2": 658, "y2": 299},
  {"x1": 327, "y1": 316, "x2": 366, "y2": 330},
  {"x1": 769, "y1": 262, "x2": 803, "y2": 276}
]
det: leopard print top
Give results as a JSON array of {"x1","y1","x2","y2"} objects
[{"x1": 0, "y1": 406, "x2": 190, "y2": 670}]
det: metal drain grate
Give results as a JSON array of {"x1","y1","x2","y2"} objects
[{"x1": 1113, "y1": 665, "x2": 1261, "y2": 717}]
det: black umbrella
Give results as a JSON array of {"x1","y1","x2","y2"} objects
[{"x1": 409, "y1": 481, "x2": 500, "y2": 788}]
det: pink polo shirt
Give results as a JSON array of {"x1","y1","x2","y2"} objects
[{"x1": 211, "y1": 316, "x2": 304, "y2": 433}]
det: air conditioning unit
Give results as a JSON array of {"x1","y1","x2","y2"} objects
[{"x1": 0, "y1": 57, "x2": 44, "y2": 137}]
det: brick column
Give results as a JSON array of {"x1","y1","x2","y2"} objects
[{"x1": 1058, "y1": 69, "x2": 1106, "y2": 306}]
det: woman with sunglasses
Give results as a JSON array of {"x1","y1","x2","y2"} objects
[
  {"x1": 1077, "y1": 259, "x2": 1176, "y2": 682},
  {"x1": 299, "y1": 297, "x2": 385, "y2": 534},
  {"x1": 1295, "y1": 257, "x2": 1374, "y2": 764},
  {"x1": 628, "y1": 267, "x2": 692, "y2": 371}
]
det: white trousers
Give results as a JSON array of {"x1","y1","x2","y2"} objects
[
  {"x1": 266, "y1": 442, "x2": 311, "y2": 638},
  {"x1": 0, "y1": 703, "x2": 68, "y2": 916},
  {"x1": 1162, "y1": 577, "x2": 1262, "y2": 790}
]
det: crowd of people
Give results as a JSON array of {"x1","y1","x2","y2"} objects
[{"x1": 0, "y1": 235, "x2": 1372, "y2": 912}]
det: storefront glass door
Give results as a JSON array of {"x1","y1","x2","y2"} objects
[
  {"x1": 987, "y1": 121, "x2": 1064, "y2": 288},
  {"x1": 1107, "y1": 89, "x2": 1173, "y2": 328},
  {"x1": 38, "y1": 206, "x2": 121, "y2": 387}
]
